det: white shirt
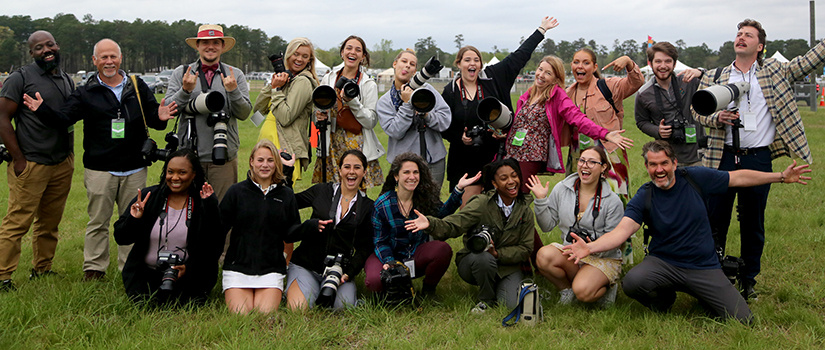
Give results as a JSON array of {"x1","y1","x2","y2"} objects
[
  {"x1": 496, "y1": 194, "x2": 515, "y2": 218},
  {"x1": 725, "y1": 61, "x2": 776, "y2": 148}
]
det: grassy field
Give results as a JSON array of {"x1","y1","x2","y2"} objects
[{"x1": 0, "y1": 91, "x2": 824, "y2": 349}]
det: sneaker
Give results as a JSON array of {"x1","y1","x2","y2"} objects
[
  {"x1": 740, "y1": 280, "x2": 758, "y2": 302},
  {"x1": 29, "y1": 269, "x2": 58, "y2": 280},
  {"x1": 558, "y1": 288, "x2": 575, "y2": 305},
  {"x1": 471, "y1": 301, "x2": 489, "y2": 314},
  {"x1": 597, "y1": 284, "x2": 618, "y2": 308},
  {"x1": 0, "y1": 279, "x2": 15, "y2": 292},
  {"x1": 83, "y1": 270, "x2": 106, "y2": 281}
]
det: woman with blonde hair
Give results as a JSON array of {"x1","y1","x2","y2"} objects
[
  {"x1": 220, "y1": 139, "x2": 311, "y2": 314},
  {"x1": 254, "y1": 37, "x2": 319, "y2": 177}
]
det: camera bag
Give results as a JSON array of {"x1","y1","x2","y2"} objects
[{"x1": 502, "y1": 280, "x2": 542, "y2": 327}]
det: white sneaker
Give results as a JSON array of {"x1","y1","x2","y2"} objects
[
  {"x1": 597, "y1": 284, "x2": 618, "y2": 308},
  {"x1": 558, "y1": 288, "x2": 575, "y2": 305},
  {"x1": 471, "y1": 301, "x2": 489, "y2": 314}
]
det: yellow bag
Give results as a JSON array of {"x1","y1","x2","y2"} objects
[{"x1": 257, "y1": 110, "x2": 281, "y2": 149}]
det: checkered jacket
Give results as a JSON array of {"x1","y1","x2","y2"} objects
[{"x1": 695, "y1": 40, "x2": 825, "y2": 169}]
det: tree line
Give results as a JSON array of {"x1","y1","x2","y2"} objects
[{"x1": 0, "y1": 14, "x2": 816, "y2": 76}]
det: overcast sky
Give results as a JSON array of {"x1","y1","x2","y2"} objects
[{"x1": 5, "y1": 0, "x2": 825, "y2": 54}]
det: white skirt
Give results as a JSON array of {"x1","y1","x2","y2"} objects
[{"x1": 222, "y1": 270, "x2": 285, "y2": 292}]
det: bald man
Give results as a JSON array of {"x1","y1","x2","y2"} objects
[{"x1": 22, "y1": 38, "x2": 177, "y2": 281}]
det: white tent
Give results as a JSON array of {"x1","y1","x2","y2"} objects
[
  {"x1": 640, "y1": 60, "x2": 693, "y2": 77},
  {"x1": 377, "y1": 68, "x2": 394, "y2": 83},
  {"x1": 315, "y1": 58, "x2": 331, "y2": 78},
  {"x1": 771, "y1": 51, "x2": 789, "y2": 63},
  {"x1": 487, "y1": 56, "x2": 500, "y2": 66}
]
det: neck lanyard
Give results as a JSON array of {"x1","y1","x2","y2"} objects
[
  {"x1": 459, "y1": 78, "x2": 483, "y2": 102},
  {"x1": 157, "y1": 196, "x2": 192, "y2": 255},
  {"x1": 572, "y1": 179, "x2": 602, "y2": 232}
]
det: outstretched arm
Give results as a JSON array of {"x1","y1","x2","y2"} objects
[{"x1": 728, "y1": 160, "x2": 812, "y2": 187}]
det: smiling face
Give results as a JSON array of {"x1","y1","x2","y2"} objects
[
  {"x1": 651, "y1": 51, "x2": 674, "y2": 83},
  {"x1": 341, "y1": 38, "x2": 364, "y2": 70},
  {"x1": 577, "y1": 149, "x2": 609, "y2": 186},
  {"x1": 392, "y1": 52, "x2": 417, "y2": 85},
  {"x1": 458, "y1": 50, "x2": 481, "y2": 83},
  {"x1": 645, "y1": 150, "x2": 678, "y2": 190},
  {"x1": 93, "y1": 40, "x2": 122, "y2": 79},
  {"x1": 197, "y1": 38, "x2": 224, "y2": 64},
  {"x1": 534, "y1": 61, "x2": 557, "y2": 89},
  {"x1": 571, "y1": 50, "x2": 597, "y2": 85},
  {"x1": 250, "y1": 147, "x2": 276, "y2": 184},
  {"x1": 734, "y1": 25, "x2": 764, "y2": 60},
  {"x1": 339, "y1": 153, "x2": 366, "y2": 191},
  {"x1": 29, "y1": 31, "x2": 60, "y2": 71},
  {"x1": 165, "y1": 156, "x2": 195, "y2": 194},
  {"x1": 394, "y1": 161, "x2": 420, "y2": 194},
  {"x1": 287, "y1": 45, "x2": 312, "y2": 75},
  {"x1": 492, "y1": 165, "x2": 520, "y2": 205}
]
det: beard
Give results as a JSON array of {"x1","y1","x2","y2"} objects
[{"x1": 34, "y1": 51, "x2": 61, "y2": 72}]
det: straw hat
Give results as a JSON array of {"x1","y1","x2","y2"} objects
[{"x1": 185, "y1": 24, "x2": 236, "y2": 53}]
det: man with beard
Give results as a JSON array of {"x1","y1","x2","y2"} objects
[
  {"x1": 563, "y1": 141, "x2": 811, "y2": 323},
  {"x1": 696, "y1": 19, "x2": 825, "y2": 301},
  {"x1": 21, "y1": 39, "x2": 178, "y2": 281},
  {"x1": 165, "y1": 24, "x2": 251, "y2": 201},
  {"x1": 0, "y1": 31, "x2": 75, "y2": 290},
  {"x1": 635, "y1": 42, "x2": 705, "y2": 166}
]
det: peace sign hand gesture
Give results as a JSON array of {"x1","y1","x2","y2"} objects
[{"x1": 130, "y1": 189, "x2": 151, "y2": 218}]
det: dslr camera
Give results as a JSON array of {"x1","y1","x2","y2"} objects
[
  {"x1": 380, "y1": 261, "x2": 415, "y2": 303},
  {"x1": 316, "y1": 253, "x2": 348, "y2": 308},
  {"x1": 141, "y1": 132, "x2": 180, "y2": 164},
  {"x1": 465, "y1": 125, "x2": 486, "y2": 147},
  {"x1": 668, "y1": 119, "x2": 687, "y2": 144},
  {"x1": 566, "y1": 228, "x2": 594, "y2": 244},
  {"x1": 156, "y1": 251, "x2": 183, "y2": 292},
  {"x1": 0, "y1": 144, "x2": 12, "y2": 165},
  {"x1": 407, "y1": 56, "x2": 443, "y2": 90},
  {"x1": 269, "y1": 53, "x2": 294, "y2": 80},
  {"x1": 335, "y1": 76, "x2": 360, "y2": 100},
  {"x1": 180, "y1": 91, "x2": 228, "y2": 164},
  {"x1": 466, "y1": 225, "x2": 499, "y2": 254}
]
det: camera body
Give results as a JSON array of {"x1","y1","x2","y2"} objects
[
  {"x1": 156, "y1": 251, "x2": 183, "y2": 292},
  {"x1": 335, "y1": 77, "x2": 360, "y2": 100},
  {"x1": 465, "y1": 125, "x2": 486, "y2": 147},
  {"x1": 466, "y1": 225, "x2": 498, "y2": 254},
  {"x1": 141, "y1": 131, "x2": 179, "y2": 164},
  {"x1": 720, "y1": 254, "x2": 744, "y2": 286},
  {"x1": 565, "y1": 228, "x2": 594, "y2": 244},
  {"x1": 269, "y1": 53, "x2": 294, "y2": 80},
  {"x1": 380, "y1": 261, "x2": 415, "y2": 303},
  {"x1": 668, "y1": 118, "x2": 686, "y2": 144},
  {"x1": 316, "y1": 253, "x2": 349, "y2": 308},
  {"x1": 0, "y1": 144, "x2": 13, "y2": 165}
]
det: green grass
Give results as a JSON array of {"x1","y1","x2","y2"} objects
[{"x1": 0, "y1": 92, "x2": 824, "y2": 349}]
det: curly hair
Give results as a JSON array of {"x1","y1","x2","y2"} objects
[
  {"x1": 381, "y1": 152, "x2": 442, "y2": 216},
  {"x1": 158, "y1": 148, "x2": 206, "y2": 198}
]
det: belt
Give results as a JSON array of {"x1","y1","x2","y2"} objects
[{"x1": 723, "y1": 145, "x2": 769, "y2": 156}]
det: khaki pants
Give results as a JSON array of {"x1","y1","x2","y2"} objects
[
  {"x1": 0, "y1": 155, "x2": 74, "y2": 279},
  {"x1": 202, "y1": 158, "x2": 238, "y2": 202},
  {"x1": 83, "y1": 168, "x2": 147, "y2": 273}
]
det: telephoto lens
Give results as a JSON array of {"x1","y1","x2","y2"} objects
[
  {"x1": 316, "y1": 254, "x2": 346, "y2": 308},
  {"x1": 407, "y1": 56, "x2": 443, "y2": 90}
]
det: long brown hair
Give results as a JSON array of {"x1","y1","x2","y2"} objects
[{"x1": 339, "y1": 35, "x2": 370, "y2": 67}]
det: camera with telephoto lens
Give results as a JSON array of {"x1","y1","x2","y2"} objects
[
  {"x1": 466, "y1": 225, "x2": 499, "y2": 254},
  {"x1": 316, "y1": 253, "x2": 349, "y2": 308},
  {"x1": 465, "y1": 125, "x2": 486, "y2": 147},
  {"x1": 206, "y1": 111, "x2": 230, "y2": 165},
  {"x1": 0, "y1": 144, "x2": 12, "y2": 165},
  {"x1": 156, "y1": 251, "x2": 183, "y2": 292},
  {"x1": 141, "y1": 131, "x2": 180, "y2": 164},
  {"x1": 269, "y1": 53, "x2": 294, "y2": 80},
  {"x1": 335, "y1": 76, "x2": 360, "y2": 99},
  {"x1": 406, "y1": 56, "x2": 443, "y2": 90},
  {"x1": 380, "y1": 261, "x2": 415, "y2": 303},
  {"x1": 668, "y1": 118, "x2": 686, "y2": 144},
  {"x1": 566, "y1": 228, "x2": 594, "y2": 244}
]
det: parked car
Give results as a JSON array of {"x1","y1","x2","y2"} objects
[{"x1": 141, "y1": 75, "x2": 165, "y2": 94}]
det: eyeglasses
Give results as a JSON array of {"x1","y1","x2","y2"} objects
[{"x1": 577, "y1": 158, "x2": 604, "y2": 168}]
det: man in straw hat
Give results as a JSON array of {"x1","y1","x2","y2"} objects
[{"x1": 165, "y1": 24, "x2": 251, "y2": 200}]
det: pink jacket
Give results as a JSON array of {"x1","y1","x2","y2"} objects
[{"x1": 514, "y1": 85, "x2": 609, "y2": 173}]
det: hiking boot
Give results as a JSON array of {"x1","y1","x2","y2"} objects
[
  {"x1": 83, "y1": 270, "x2": 106, "y2": 281},
  {"x1": 29, "y1": 269, "x2": 59, "y2": 280},
  {"x1": 740, "y1": 280, "x2": 758, "y2": 302}
]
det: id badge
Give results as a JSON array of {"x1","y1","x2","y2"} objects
[
  {"x1": 742, "y1": 111, "x2": 757, "y2": 131},
  {"x1": 685, "y1": 126, "x2": 697, "y2": 144},
  {"x1": 112, "y1": 118, "x2": 125, "y2": 139},
  {"x1": 511, "y1": 129, "x2": 527, "y2": 147},
  {"x1": 403, "y1": 258, "x2": 416, "y2": 278},
  {"x1": 579, "y1": 134, "x2": 592, "y2": 149}
]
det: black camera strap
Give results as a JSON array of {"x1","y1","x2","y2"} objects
[
  {"x1": 653, "y1": 74, "x2": 688, "y2": 125},
  {"x1": 324, "y1": 185, "x2": 359, "y2": 260},
  {"x1": 572, "y1": 178, "x2": 602, "y2": 236},
  {"x1": 156, "y1": 195, "x2": 192, "y2": 260}
]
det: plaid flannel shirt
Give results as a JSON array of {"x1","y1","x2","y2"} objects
[
  {"x1": 372, "y1": 187, "x2": 463, "y2": 264},
  {"x1": 695, "y1": 40, "x2": 825, "y2": 169}
]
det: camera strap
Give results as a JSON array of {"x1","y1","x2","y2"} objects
[
  {"x1": 156, "y1": 195, "x2": 192, "y2": 259},
  {"x1": 129, "y1": 75, "x2": 150, "y2": 137},
  {"x1": 653, "y1": 75, "x2": 688, "y2": 124},
  {"x1": 324, "y1": 185, "x2": 359, "y2": 260},
  {"x1": 572, "y1": 178, "x2": 602, "y2": 234}
]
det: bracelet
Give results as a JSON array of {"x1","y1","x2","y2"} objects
[
  {"x1": 779, "y1": 171, "x2": 786, "y2": 183},
  {"x1": 454, "y1": 185, "x2": 465, "y2": 193},
  {"x1": 537, "y1": 27, "x2": 547, "y2": 35}
]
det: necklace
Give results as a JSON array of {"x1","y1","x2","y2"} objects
[{"x1": 397, "y1": 198, "x2": 412, "y2": 218}]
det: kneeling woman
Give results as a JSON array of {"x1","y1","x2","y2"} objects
[
  {"x1": 114, "y1": 149, "x2": 223, "y2": 304},
  {"x1": 365, "y1": 152, "x2": 480, "y2": 296},
  {"x1": 526, "y1": 146, "x2": 623, "y2": 306},
  {"x1": 405, "y1": 158, "x2": 534, "y2": 311},
  {"x1": 220, "y1": 139, "x2": 310, "y2": 314},
  {"x1": 287, "y1": 149, "x2": 375, "y2": 310}
]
